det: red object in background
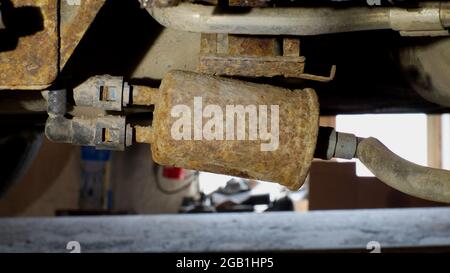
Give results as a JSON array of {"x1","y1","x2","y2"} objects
[{"x1": 162, "y1": 167, "x2": 185, "y2": 180}]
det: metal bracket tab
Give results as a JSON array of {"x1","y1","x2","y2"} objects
[
  {"x1": 95, "y1": 116, "x2": 132, "y2": 150},
  {"x1": 198, "y1": 34, "x2": 336, "y2": 82},
  {"x1": 73, "y1": 75, "x2": 131, "y2": 111}
]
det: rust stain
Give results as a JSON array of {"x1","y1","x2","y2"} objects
[
  {"x1": 0, "y1": 0, "x2": 58, "y2": 90},
  {"x1": 132, "y1": 85, "x2": 160, "y2": 106},
  {"x1": 0, "y1": 0, "x2": 105, "y2": 89},
  {"x1": 200, "y1": 33, "x2": 217, "y2": 55},
  {"x1": 135, "y1": 125, "x2": 154, "y2": 144},
  {"x1": 199, "y1": 35, "x2": 336, "y2": 81},
  {"x1": 227, "y1": 35, "x2": 278, "y2": 57},
  {"x1": 283, "y1": 38, "x2": 300, "y2": 57},
  {"x1": 199, "y1": 55, "x2": 306, "y2": 78}
]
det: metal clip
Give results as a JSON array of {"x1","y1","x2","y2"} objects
[{"x1": 73, "y1": 75, "x2": 130, "y2": 111}]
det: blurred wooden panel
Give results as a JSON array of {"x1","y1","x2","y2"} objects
[
  {"x1": 0, "y1": 139, "x2": 79, "y2": 217},
  {"x1": 309, "y1": 161, "x2": 447, "y2": 210}
]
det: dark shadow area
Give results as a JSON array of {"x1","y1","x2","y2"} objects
[
  {"x1": 0, "y1": 139, "x2": 76, "y2": 216},
  {"x1": 232, "y1": 31, "x2": 450, "y2": 114},
  {"x1": 58, "y1": 0, "x2": 163, "y2": 89},
  {"x1": 0, "y1": 0, "x2": 44, "y2": 52},
  {"x1": 0, "y1": 132, "x2": 43, "y2": 198},
  {"x1": 302, "y1": 31, "x2": 450, "y2": 115}
]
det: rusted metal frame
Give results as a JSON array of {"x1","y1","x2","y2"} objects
[
  {"x1": 198, "y1": 33, "x2": 336, "y2": 81},
  {"x1": 0, "y1": 0, "x2": 106, "y2": 90},
  {"x1": 199, "y1": 55, "x2": 307, "y2": 78},
  {"x1": 0, "y1": 0, "x2": 59, "y2": 90}
]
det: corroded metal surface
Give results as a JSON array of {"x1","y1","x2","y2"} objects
[
  {"x1": 227, "y1": 35, "x2": 278, "y2": 56},
  {"x1": 135, "y1": 125, "x2": 154, "y2": 144},
  {"x1": 198, "y1": 34, "x2": 335, "y2": 81},
  {"x1": 144, "y1": 70, "x2": 319, "y2": 190},
  {"x1": 60, "y1": 0, "x2": 106, "y2": 69},
  {"x1": 0, "y1": 0, "x2": 58, "y2": 90},
  {"x1": 132, "y1": 85, "x2": 159, "y2": 106},
  {"x1": 283, "y1": 38, "x2": 300, "y2": 57},
  {"x1": 0, "y1": 0, "x2": 105, "y2": 89},
  {"x1": 199, "y1": 55, "x2": 307, "y2": 78}
]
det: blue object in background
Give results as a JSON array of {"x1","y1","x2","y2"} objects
[
  {"x1": 80, "y1": 147, "x2": 113, "y2": 210},
  {"x1": 81, "y1": 146, "x2": 111, "y2": 162}
]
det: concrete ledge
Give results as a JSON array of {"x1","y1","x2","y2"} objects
[{"x1": 0, "y1": 208, "x2": 449, "y2": 252}]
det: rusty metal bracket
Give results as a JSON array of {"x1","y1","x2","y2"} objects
[
  {"x1": 0, "y1": 0, "x2": 106, "y2": 90},
  {"x1": 0, "y1": 0, "x2": 58, "y2": 90},
  {"x1": 198, "y1": 34, "x2": 336, "y2": 82},
  {"x1": 299, "y1": 65, "x2": 337, "y2": 83}
]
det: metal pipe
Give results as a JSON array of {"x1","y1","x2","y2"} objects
[
  {"x1": 314, "y1": 127, "x2": 358, "y2": 160},
  {"x1": 147, "y1": 2, "x2": 449, "y2": 36},
  {"x1": 147, "y1": 3, "x2": 391, "y2": 35},
  {"x1": 47, "y1": 89, "x2": 67, "y2": 116},
  {"x1": 131, "y1": 85, "x2": 159, "y2": 106},
  {"x1": 357, "y1": 137, "x2": 450, "y2": 203}
]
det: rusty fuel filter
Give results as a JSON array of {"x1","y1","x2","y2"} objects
[{"x1": 135, "y1": 70, "x2": 319, "y2": 190}]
